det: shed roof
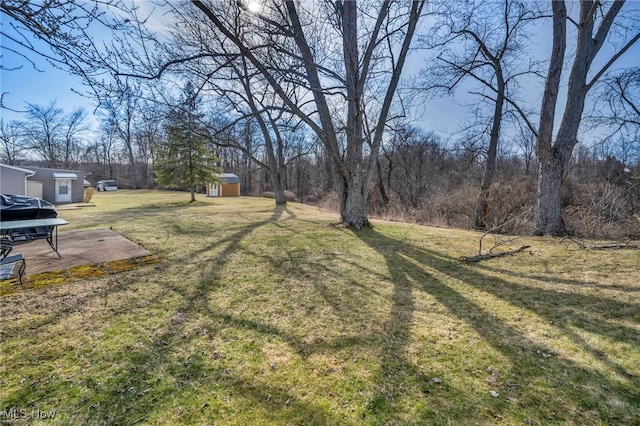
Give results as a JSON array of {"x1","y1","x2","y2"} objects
[{"x1": 217, "y1": 173, "x2": 240, "y2": 184}]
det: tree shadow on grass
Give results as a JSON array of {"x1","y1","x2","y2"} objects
[
  {"x1": 355, "y1": 227, "x2": 640, "y2": 424},
  {"x1": 477, "y1": 262, "x2": 640, "y2": 293},
  {"x1": 1, "y1": 205, "x2": 346, "y2": 425},
  {"x1": 3, "y1": 208, "x2": 638, "y2": 424}
]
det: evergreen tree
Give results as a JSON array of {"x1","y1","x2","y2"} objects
[{"x1": 155, "y1": 82, "x2": 221, "y2": 202}]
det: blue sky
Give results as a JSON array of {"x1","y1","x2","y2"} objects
[
  {"x1": 0, "y1": 46, "x2": 469, "y2": 137},
  {"x1": 0, "y1": 2, "x2": 491, "y2": 138},
  {"x1": 1, "y1": 53, "x2": 98, "y2": 122},
  {"x1": 0, "y1": 33, "x2": 486, "y2": 140}
]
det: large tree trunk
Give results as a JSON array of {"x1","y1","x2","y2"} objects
[
  {"x1": 271, "y1": 172, "x2": 287, "y2": 206},
  {"x1": 535, "y1": 148, "x2": 566, "y2": 235},
  {"x1": 534, "y1": 0, "x2": 566, "y2": 236},
  {"x1": 376, "y1": 158, "x2": 390, "y2": 210},
  {"x1": 475, "y1": 76, "x2": 505, "y2": 229},
  {"x1": 262, "y1": 128, "x2": 287, "y2": 206},
  {"x1": 338, "y1": 173, "x2": 370, "y2": 229},
  {"x1": 339, "y1": 2, "x2": 370, "y2": 229},
  {"x1": 535, "y1": 0, "x2": 632, "y2": 236},
  {"x1": 239, "y1": 57, "x2": 288, "y2": 207},
  {"x1": 194, "y1": 0, "x2": 423, "y2": 228}
]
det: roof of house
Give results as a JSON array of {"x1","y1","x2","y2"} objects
[
  {"x1": 217, "y1": 173, "x2": 240, "y2": 184},
  {"x1": 26, "y1": 166, "x2": 88, "y2": 176},
  {"x1": 0, "y1": 163, "x2": 35, "y2": 176}
]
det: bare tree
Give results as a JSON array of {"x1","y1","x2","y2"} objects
[
  {"x1": 421, "y1": 0, "x2": 542, "y2": 229},
  {"x1": 135, "y1": 100, "x2": 166, "y2": 188},
  {"x1": 95, "y1": 119, "x2": 119, "y2": 179},
  {"x1": 139, "y1": 0, "x2": 426, "y2": 228},
  {"x1": 1, "y1": 1, "x2": 134, "y2": 109},
  {"x1": 588, "y1": 67, "x2": 640, "y2": 165},
  {"x1": 535, "y1": 0, "x2": 640, "y2": 236},
  {"x1": 208, "y1": 55, "x2": 296, "y2": 205},
  {"x1": 513, "y1": 125, "x2": 537, "y2": 176},
  {"x1": 100, "y1": 81, "x2": 142, "y2": 188},
  {"x1": 387, "y1": 127, "x2": 445, "y2": 211},
  {"x1": 221, "y1": 119, "x2": 260, "y2": 195},
  {"x1": 61, "y1": 108, "x2": 90, "y2": 168},
  {"x1": 18, "y1": 102, "x2": 65, "y2": 167},
  {"x1": 16, "y1": 102, "x2": 90, "y2": 167},
  {"x1": 0, "y1": 119, "x2": 23, "y2": 164}
]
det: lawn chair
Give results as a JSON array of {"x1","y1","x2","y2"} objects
[{"x1": 0, "y1": 238, "x2": 26, "y2": 284}]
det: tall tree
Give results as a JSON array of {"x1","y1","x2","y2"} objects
[
  {"x1": 385, "y1": 126, "x2": 445, "y2": 211},
  {"x1": 135, "y1": 100, "x2": 166, "y2": 189},
  {"x1": 100, "y1": 81, "x2": 142, "y2": 189},
  {"x1": 60, "y1": 107, "x2": 90, "y2": 168},
  {"x1": 142, "y1": 0, "x2": 426, "y2": 228},
  {"x1": 205, "y1": 54, "x2": 295, "y2": 205},
  {"x1": 535, "y1": 0, "x2": 640, "y2": 236},
  {"x1": 96, "y1": 115, "x2": 120, "y2": 179},
  {"x1": 154, "y1": 82, "x2": 221, "y2": 202},
  {"x1": 19, "y1": 102, "x2": 64, "y2": 167},
  {"x1": 17, "y1": 101, "x2": 87, "y2": 167},
  {"x1": 0, "y1": 119, "x2": 22, "y2": 164},
  {"x1": 421, "y1": 0, "x2": 542, "y2": 229}
]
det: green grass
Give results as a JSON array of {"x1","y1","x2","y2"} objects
[{"x1": 1, "y1": 190, "x2": 638, "y2": 425}]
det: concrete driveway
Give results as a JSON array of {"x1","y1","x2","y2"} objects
[{"x1": 13, "y1": 228, "x2": 151, "y2": 276}]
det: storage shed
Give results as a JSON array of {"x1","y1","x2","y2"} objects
[
  {"x1": 26, "y1": 166, "x2": 89, "y2": 204},
  {"x1": 207, "y1": 173, "x2": 240, "y2": 197}
]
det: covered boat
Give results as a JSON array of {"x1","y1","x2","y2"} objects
[{"x1": 0, "y1": 194, "x2": 58, "y2": 221}]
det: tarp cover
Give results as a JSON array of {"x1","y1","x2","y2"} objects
[{"x1": 0, "y1": 194, "x2": 58, "y2": 221}]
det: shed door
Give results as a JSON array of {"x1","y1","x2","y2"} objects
[{"x1": 55, "y1": 179, "x2": 72, "y2": 203}]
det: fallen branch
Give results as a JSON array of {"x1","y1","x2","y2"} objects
[
  {"x1": 560, "y1": 237, "x2": 640, "y2": 250},
  {"x1": 460, "y1": 245, "x2": 531, "y2": 263},
  {"x1": 585, "y1": 243, "x2": 640, "y2": 250}
]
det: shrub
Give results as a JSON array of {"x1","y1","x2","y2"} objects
[
  {"x1": 416, "y1": 183, "x2": 476, "y2": 229},
  {"x1": 84, "y1": 187, "x2": 95, "y2": 203},
  {"x1": 564, "y1": 182, "x2": 640, "y2": 238},
  {"x1": 482, "y1": 177, "x2": 537, "y2": 235}
]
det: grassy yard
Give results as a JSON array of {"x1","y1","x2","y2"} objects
[{"x1": 1, "y1": 190, "x2": 638, "y2": 425}]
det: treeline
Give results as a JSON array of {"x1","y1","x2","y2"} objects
[{"x1": 4, "y1": 106, "x2": 637, "y2": 239}]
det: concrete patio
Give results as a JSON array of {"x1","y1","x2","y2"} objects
[{"x1": 12, "y1": 228, "x2": 151, "y2": 276}]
